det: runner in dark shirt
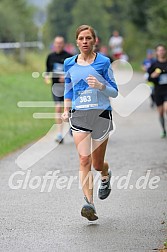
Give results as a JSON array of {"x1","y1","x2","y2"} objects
[
  {"x1": 148, "y1": 44, "x2": 167, "y2": 138},
  {"x1": 45, "y1": 36, "x2": 72, "y2": 143},
  {"x1": 141, "y1": 49, "x2": 156, "y2": 107}
]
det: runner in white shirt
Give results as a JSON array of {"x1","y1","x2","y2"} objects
[{"x1": 109, "y1": 30, "x2": 123, "y2": 60}]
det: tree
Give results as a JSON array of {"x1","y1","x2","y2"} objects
[
  {"x1": 103, "y1": 0, "x2": 126, "y2": 35},
  {"x1": 47, "y1": 0, "x2": 75, "y2": 40},
  {"x1": 147, "y1": 0, "x2": 167, "y2": 43},
  {"x1": 68, "y1": 0, "x2": 110, "y2": 43},
  {"x1": 0, "y1": 0, "x2": 37, "y2": 42},
  {"x1": 46, "y1": 0, "x2": 167, "y2": 62},
  {"x1": 123, "y1": 0, "x2": 152, "y2": 32}
]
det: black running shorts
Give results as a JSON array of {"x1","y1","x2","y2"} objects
[
  {"x1": 154, "y1": 92, "x2": 167, "y2": 106},
  {"x1": 52, "y1": 83, "x2": 64, "y2": 103}
]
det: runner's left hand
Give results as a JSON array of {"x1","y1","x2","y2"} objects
[{"x1": 86, "y1": 75, "x2": 103, "y2": 90}]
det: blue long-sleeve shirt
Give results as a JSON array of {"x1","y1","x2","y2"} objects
[{"x1": 64, "y1": 53, "x2": 118, "y2": 110}]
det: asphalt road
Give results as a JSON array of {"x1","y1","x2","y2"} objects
[{"x1": 0, "y1": 72, "x2": 167, "y2": 252}]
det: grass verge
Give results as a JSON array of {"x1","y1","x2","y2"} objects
[{"x1": 0, "y1": 51, "x2": 54, "y2": 158}]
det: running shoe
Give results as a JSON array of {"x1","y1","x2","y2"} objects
[
  {"x1": 55, "y1": 134, "x2": 64, "y2": 144},
  {"x1": 81, "y1": 196, "x2": 98, "y2": 221},
  {"x1": 161, "y1": 131, "x2": 166, "y2": 138},
  {"x1": 98, "y1": 169, "x2": 112, "y2": 200}
]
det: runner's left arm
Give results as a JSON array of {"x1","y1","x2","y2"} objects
[{"x1": 101, "y1": 59, "x2": 118, "y2": 98}]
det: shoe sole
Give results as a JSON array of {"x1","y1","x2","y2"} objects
[
  {"x1": 81, "y1": 206, "x2": 98, "y2": 221},
  {"x1": 55, "y1": 139, "x2": 64, "y2": 144}
]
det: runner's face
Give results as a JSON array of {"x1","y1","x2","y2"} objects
[
  {"x1": 156, "y1": 46, "x2": 167, "y2": 59},
  {"x1": 77, "y1": 30, "x2": 95, "y2": 54},
  {"x1": 54, "y1": 38, "x2": 65, "y2": 53}
]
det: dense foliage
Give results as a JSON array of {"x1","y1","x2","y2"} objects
[{"x1": 0, "y1": 0, "x2": 36, "y2": 42}]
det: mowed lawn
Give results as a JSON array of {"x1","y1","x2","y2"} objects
[{"x1": 0, "y1": 71, "x2": 54, "y2": 158}]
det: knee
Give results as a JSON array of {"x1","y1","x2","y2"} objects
[
  {"x1": 79, "y1": 156, "x2": 91, "y2": 167},
  {"x1": 55, "y1": 105, "x2": 61, "y2": 113}
]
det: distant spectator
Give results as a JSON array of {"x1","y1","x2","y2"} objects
[
  {"x1": 64, "y1": 43, "x2": 77, "y2": 55},
  {"x1": 94, "y1": 37, "x2": 113, "y2": 63},
  {"x1": 142, "y1": 49, "x2": 156, "y2": 72},
  {"x1": 109, "y1": 30, "x2": 123, "y2": 60}
]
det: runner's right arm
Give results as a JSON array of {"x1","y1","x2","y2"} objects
[
  {"x1": 61, "y1": 59, "x2": 73, "y2": 121},
  {"x1": 45, "y1": 55, "x2": 52, "y2": 84},
  {"x1": 148, "y1": 63, "x2": 160, "y2": 81}
]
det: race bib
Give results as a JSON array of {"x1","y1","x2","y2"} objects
[
  {"x1": 53, "y1": 63, "x2": 64, "y2": 76},
  {"x1": 75, "y1": 89, "x2": 98, "y2": 109},
  {"x1": 159, "y1": 74, "x2": 167, "y2": 85}
]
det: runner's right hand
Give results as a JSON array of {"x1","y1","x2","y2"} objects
[
  {"x1": 44, "y1": 76, "x2": 51, "y2": 85},
  {"x1": 151, "y1": 68, "x2": 162, "y2": 78}
]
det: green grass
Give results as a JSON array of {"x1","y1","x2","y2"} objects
[
  {"x1": 0, "y1": 51, "x2": 55, "y2": 158},
  {"x1": 130, "y1": 60, "x2": 142, "y2": 72}
]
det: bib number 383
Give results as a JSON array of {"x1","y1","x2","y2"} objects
[{"x1": 75, "y1": 89, "x2": 98, "y2": 109}]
